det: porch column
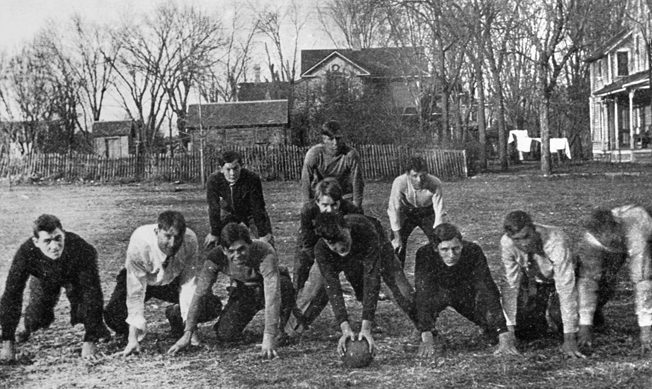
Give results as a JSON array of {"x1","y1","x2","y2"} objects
[
  {"x1": 601, "y1": 99, "x2": 607, "y2": 151},
  {"x1": 614, "y1": 97, "x2": 619, "y2": 150},
  {"x1": 629, "y1": 90, "x2": 635, "y2": 149}
]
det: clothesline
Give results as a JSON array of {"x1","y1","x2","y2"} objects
[{"x1": 508, "y1": 130, "x2": 571, "y2": 160}]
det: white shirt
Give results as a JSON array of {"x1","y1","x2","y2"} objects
[{"x1": 124, "y1": 224, "x2": 199, "y2": 336}]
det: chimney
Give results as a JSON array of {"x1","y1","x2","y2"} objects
[{"x1": 254, "y1": 64, "x2": 261, "y2": 84}]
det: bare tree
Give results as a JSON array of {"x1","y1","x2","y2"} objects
[{"x1": 317, "y1": 0, "x2": 391, "y2": 48}]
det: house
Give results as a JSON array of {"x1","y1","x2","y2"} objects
[
  {"x1": 92, "y1": 120, "x2": 138, "y2": 158},
  {"x1": 586, "y1": 0, "x2": 652, "y2": 163},
  {"x1": 298, "y1": 47, "x2": 428, "y2": 115},
  {"x1": 185, "y1": 99, "x2": 289, "y2": 149}
]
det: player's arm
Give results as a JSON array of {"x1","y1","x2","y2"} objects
[
  {"x1": 358, "y1": 243, "x2": 380, "y2": 354},
  {"x1": 249, "y1": 174, "x2": 273, "y2": 240},
  {"x1": 259, "y1": 248, "x2": 282, "y2": 359},
  {"x1": 0, "y1": 247, "x2": 30, "y2": 361},
  {"x1": 348, "y1": 150, "x2": 364, "y2": 209},
  {"x1": 499, "y1": 235, "x2": 522, "y2": 333},
  {"x1": 430, "y1": 177, "x2": 445, "y2": 227},
  {"x1": 300, "y1": 148, "x2": 318, "y2": 202},
  {"x1": 122, "y1": 251, "x2": 149, "y2": 356},
  {"x1": 414, "y1": 247, "x2": 440, "y2": 358},
  {"x1": 75, "y1": 242, "x2": 107, "y2": 359},
  {"x1": 387, "y1": 176, "x2": 404, "y2": 252}
]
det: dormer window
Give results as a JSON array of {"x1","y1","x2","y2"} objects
[{"x1": 617, "y1": 51, "x2": 629, "y2": 76}]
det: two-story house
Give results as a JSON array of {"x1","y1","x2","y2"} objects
[{"x1": 587, "y1": 1, "x2": 652, "y2": 162}]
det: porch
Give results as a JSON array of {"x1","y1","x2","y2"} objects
[{"x1": 592, "y1": 148, "x2": 652, "y2": 163}]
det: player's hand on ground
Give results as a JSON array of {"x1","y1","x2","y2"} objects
[
  {"x1": 338, "y1": 322, "x2": 356, "y2": 356},
  {"x1": 417, "y1": 331, "x2": 437, "y2": 358},
  {"x1": 0, "y1": 340, "x2": 16, "y2": 361},
  {"x1": 204, "y1": 233, "x2": 218, "y2": 249},
  {"x1": 640, "y1": 325, "x2": 652, "y2": 355},
  {"x1": 561, "y1": 333, "x2": 586, "y2": 359},
  {"x1": 494, "y1": 331, "x2": 520, "y2": 356},
  {"x1": 260, "y1": 333, "x2": 279, "y2": 359},
  {"x1": 81, "y1": 341, "x2": 98, "y2": 360},
  {"x1": 168, "y1": 331, "x2": 192, "y2": 354},
  {"x1": 577, "y1": 325, "x2": 593, "y2": 349},
  {"x1": 122, "y1": 340, "x2": 141, "y2": 357}
]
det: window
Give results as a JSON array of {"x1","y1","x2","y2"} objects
[
  {"x1": 597, "y1": 60, "x2": 602, "y2": 78},
  {"x1": 617, "y1": 51, "x2": 629, "y2": 76}
]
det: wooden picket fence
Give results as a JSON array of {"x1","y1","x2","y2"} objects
[{"x1": 0, "y1": 144, "x2": 467, "y2": 183}]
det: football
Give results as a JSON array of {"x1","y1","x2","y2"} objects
[{"x1": 341, "y1": 338, "x2": 373, "y2": 368}]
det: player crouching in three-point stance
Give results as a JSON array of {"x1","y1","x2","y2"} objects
[
  {"x1": 0, "y1": 214, "x2": 110, "y2": 361},
  {"x1": 415, "y1": 223, "x2": 519, "y2": 358},
  {"x1": 103, "y1": 211, "x2": 221, "y2": 356},
  {"x1": 168, "y1": 223, "x2": 295, "y2": 359},
  {"x1": 576, "y1": 205, "x2": 652, "y2": 354}
]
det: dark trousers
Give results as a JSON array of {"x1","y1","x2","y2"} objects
[
  {"x1": 23, "y1": 276, "x2": 110, "y2": 342},
  {"x1": 392, "y1": 207, "x2": 436, "y2": 266},
  {"x1": 515, "y1": 272, "x2": 562, "y2": 340},
  {"x1": 214, "y1": 270, "x2": 295, "y2": 341},
  {"x1": 103, "y1": 268, "x2": 220, "y2": 335},
  {"x1": 293, "y1": 245, "x2": 314, "y2": 293},
  {"x1": 427, "y1": 283, "x2": 506, "y2": 341},
  {"x1": 286, "y1": 243, "x2": 417, "y2": 333}
]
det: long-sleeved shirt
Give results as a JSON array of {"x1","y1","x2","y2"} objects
[
  {"x1": 577, "y1": 205, "x2": 652, "y2": 327},
  {"x1": 387, "y1": 173, "x2": 445, "y2": 231},
  {"x1": 300, "y1": 144, "x2": 364, "y2": 208},
  {"x1": 125, "y1": 225, "x2": 200, "y2": 334},
  {"x1": 415, "y1": 241, "x2": 507, "y2": 335},
  {"x1": 298, "y1": 199, "x2": 362, "y2": 250},
  {"x1": 500, "y1": 224, "x2": 579, "y2": 334},
  {"x1": 0, "y1": 232, "x2": 105, "y2": 342},
  {"x1": 207, "y1": 168, "x2": 272, "y2": 239},
  {"x1": 314, "y1": 214, "x2": 381, "y2": 325},
  {"x1": 185, "y1": 240, "x2": 281, "y2": 336}
]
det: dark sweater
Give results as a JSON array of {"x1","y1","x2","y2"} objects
[
  {"x1": 415, "y1": 241, "x2": 507, "y2": 334},
  {"x1": 0, "y1": 232, "x2": 105, "y2": 341},
  {"x1": 206, "y1": 168, "x2": 272, "y2": 239},
  {"x1": 314, "y1": 214, "x2": 381, "y2": 324}
]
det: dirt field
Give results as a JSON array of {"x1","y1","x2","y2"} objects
[{"x1": 1, "y1": 164, "x2": 652, "y2": 388}]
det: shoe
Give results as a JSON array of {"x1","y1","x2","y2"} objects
[{"x1": 166, "y1": 305, "x2": 184, "y2": 337}]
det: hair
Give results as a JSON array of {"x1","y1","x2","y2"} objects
[
  {"x1": 33, "y1": 214, "x2": 63, "y2": 237},
  {"x1": 220, "y1": 222, "x2": 252, "y2": 247},
  {"x1": 157, "y1": 211, "x2": 187, "y2": 235},
  {"x1": 432, "y1": 223, "x2": 463, "y2": 247},
  {"x1": 315, "y1": 178, "x2": 343, "y2": 202},
  {"x1": 321, "y1": 120, "x2": 342, "y2": 138},
  {"x1": 584, "y1": 208, "x2": 626, "y2": 251},
  {"x1": 314, "y1": 212, "x2": 348, "y2": 241},
  {"x1": 219, "y1": 151, "x2": 243, "y2": 166},
  {"x1": 405, "y1": 156, "x2": 428, "y2": 174},
  {"x1": 503, "y1": 210, "x2": 533, "y2": 235}
]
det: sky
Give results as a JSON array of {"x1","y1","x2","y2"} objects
[
  {"x1": 0, "y1": 0, "x2": 337, "y2": 122},
  {"x1": 0, "y1": 0, "x2": 333, "y2": 53}
]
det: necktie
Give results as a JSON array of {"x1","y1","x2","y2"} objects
[{"x1": 162, "y1": 255, "x2": 172, "y2": 270}]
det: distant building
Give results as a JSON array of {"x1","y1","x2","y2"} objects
[
  {"x1": 92, "y1": 120, "x2": 138, "y2": 158},
  {"x1": 185, "y1": 100, "x2": 289, "y2": 149},
  {"x1": 298, "y1": 46, "x2": 429, "y2": 115},
  {"x1": 586, "y1": 0, "x2": 652, "y2": 162}
]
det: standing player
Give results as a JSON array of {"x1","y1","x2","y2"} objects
[
  {"x1": 301, "y1": 120, "x2": 364, "y2": 209},
  {"x1": 576, "y1": 205, "x2": 652, "y2": 353},
  {"x1": 103, "y1": 211, "x2": 220, "y2": 356},
  {"x1": 0, "y1": 214, "x2": 110, "y2": 361},
  {"x1": 168, "y1": 223, "x2": 295, "y2": 358},
  {"x1": 500, "y1": 210, "x2": 584, "y2": 358},
  {"x1": 388, "y1": 156, "x2": 445, "y2": 266},
  {"x1": 415, "y1": 223, "x2": 518, "y2": 358},
  {"x1": 204, "y1": 151, "x2": 273, "y2": 248}
]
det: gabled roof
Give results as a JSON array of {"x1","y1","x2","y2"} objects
[
  {"x1": 300, "y1": 47, "x2": 427, "y2": 78},
  {"x1": 186, "y1": 100, "x2": 288, "y2": 128},
  {"x1": 593, "y1": 69, "x2": 649, "y2": 96},
  {"x1": 238, "y1": 81, "x2": 291, "y2": 101},
  {"x1": 585, "y1": 30, "x2": 631, "y2": 62},
  {"x1": 92, "y1": 120, "x2": 134, "y2": 137}
]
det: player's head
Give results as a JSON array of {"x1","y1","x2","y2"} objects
[
  {"x1": 432, "y1": 223, "x2": 463, "y2": 266},
  {"x1": 315, "y1": 178, "x2": 343, "y2": 213},
  {"x1": 321, "y1": 120, "x2": 344, "y2": 152},
  {"x1": 220, "y1": 151, "x2": 243, "y2": 184},
  {"x1": 220, "y1": 222, "x2": 253, "y2": 265},
  {"x1": 405, "y1": 156, "x2": 429, "y2": 190},
  {"x1": 32, "y1": 214, "x2": 65, "y2": 260},
  {"x1": 156, "y1": 211, "x2": 186, "y2": 256},
  {"x1": 315, "y1": 212, "x2": 351, "y2": 256},
  {"x1": 583, "y1": 208, "x2": 626, "y2": 252},
  {"x1": 503, "y1": 210, "x2": 541, "y2": 253}
]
